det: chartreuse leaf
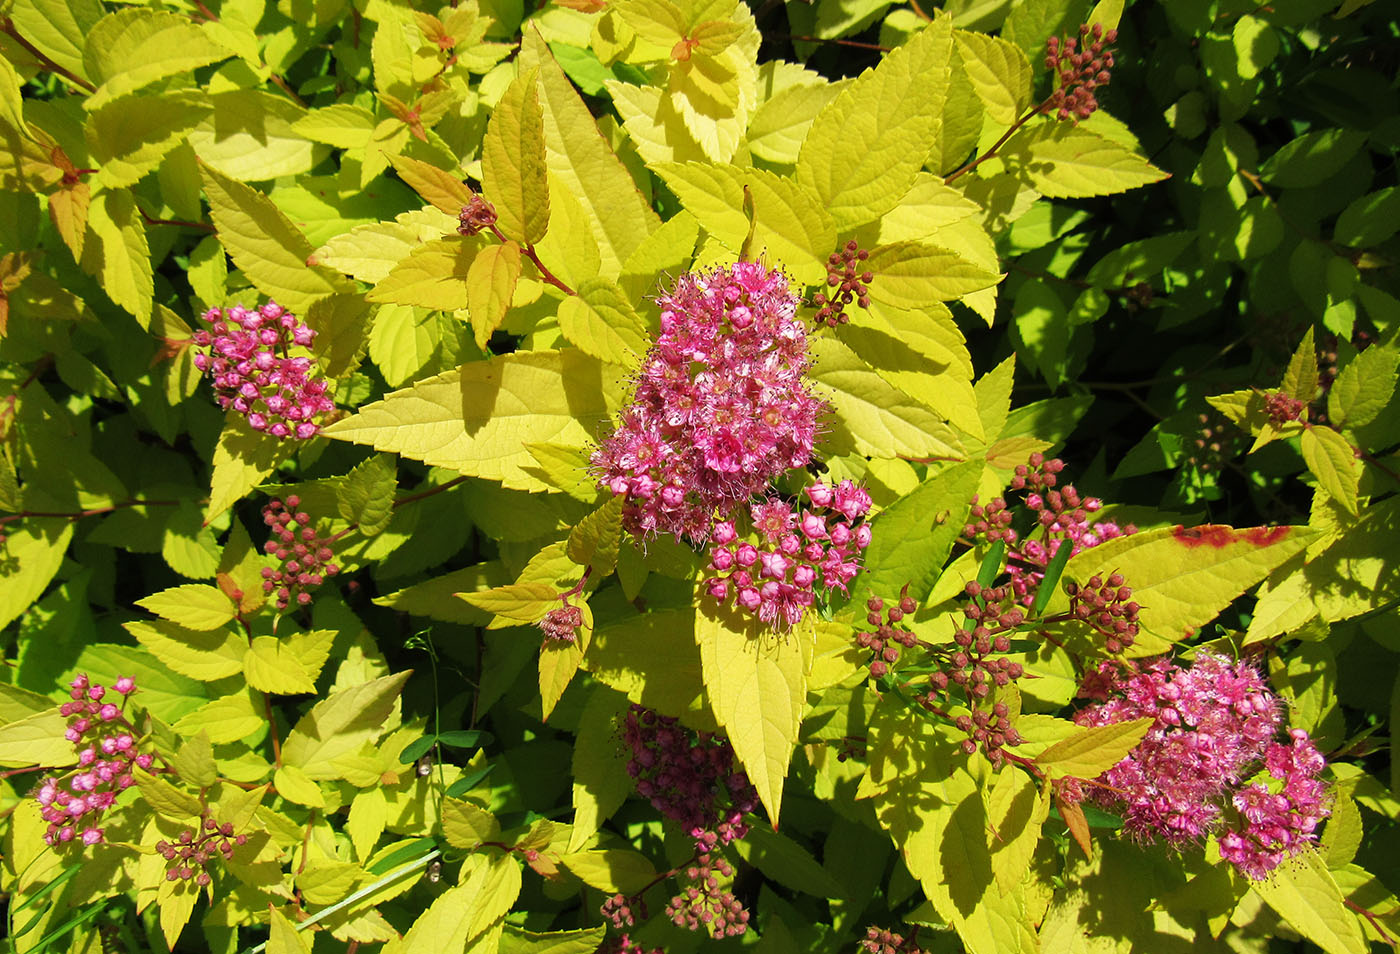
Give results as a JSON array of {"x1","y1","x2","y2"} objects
[
  {"x1": 1065, "y1": 523, "x2": 1318, "y2": 645},
  {"x1": 336, "y1": 454, "x2": 398, "y2": 536},
  {"x1": 311, "y1": 207, "x2": 460, "y2": 285},
  {"x1": 201, "y1": 161, "x2": 346, "y2": 313},
  {"x1": 135, "y1": 584, "x2": 237, "y2": 631},
  {"x1": 244, "y1": 635, "x2": 318, "y2": 694},
  {"x1": 483, "y1": 68, "x2": 551, "y2": 245},
  {"x1": 0, "y1": 709, "x2": 73, "y2": 767},
  {"x1": 808, "y1": 336, "x2": 966, "y2": 461},
  {"x1": 954, "y1": 31, "x2": 1032, "y2": 126},
  {"x1": 1301, "y1": 426, "x2": 1361, "y2": 516},
  {"x1": 86, "y1": 91, "x2": 212, "y2": 189},
  {"x1": 281, "y1": 672, "x2": 412, "y2": 780},
  {"x1": 82, "y1": 8, "x2": 231, "y2": 109},
  {"x1": 135, "y1": 767, "x2": 203, "y2": 820},
  {"x1": 385, "y1": 154, "x2": 475, "y2": 216},
  {"x1": 540, "y1": 599, "x2": 593, "y2": 719},
  {"x1": 569, "y1": 687, "x2": 633, "y2": 852},
  {"x1": 567, "y1": 496, "x2": 623, "y2": 575},
  {"x1": 80, "y1": 188, "x2": 152, "y2": 324},
  {"x1": 501, "y1": 926, "x2": 607, "y2": 953},
  {"x1": 747, "y1": 65, "x2": 845, "y2": 166},
  {"x1": 0, "y1": 518, "x2": 73, "y2": 632},
  {"x1": 1034, "y1": 718, "x2": 1153, "y2": 779},
  {"x1": 734, "y1": 825, "x2": 847, "y2": 898},
  {"x1": 1328, "y1": 345, "x2": 1399, "y2": 429},
  {"x1": 324, "y1": 350, "x2": 624, "y2": 492},
  {"x1": 520, "y1": 29, "x2": 660, "y2": 275},
  {"x1": 367, "y1": 236, "x2": 482, "y2": 312},
  {"x1": 796, "y1": 15, "x2": 954, "y2": 231},
  {"x1": 558, "y1": 277, "x2": 650, "y2": 365},
  {"x1": 1252, "y1": 848, "x2": 1367, "y2": 954},
  {"x1": 267, "y1": 902, "x2": 313, "y2": 954},
  {"x1": 460, "y1": 582, "x2": 558, "y2": 626},
  {"x1": 558, "y1": 850, "x2": 658, "y2": 894},
  {"x1": 443, "y1": 798, "x2": 501, "y2": 851},
  {"x1": 125, "y1": 618, "x2": 244, "y2": 681},
  {"x1": 586, "y1": 609, "x2": 712, "y2": 729},
  {"x1": 294, "y1": 104, "x2": 377, "y2": 151},
  {"x1": 863, "y1": 241, "x2": 1001, "y2": 308},
  {"x1": 695, "y1": 599, "x2": 809, "y2": 824},
  {"x1": 465, "y1": 241, "x2": 523, "y2": 349},
  {"x1": 999, "y1": 122, "x2": 1169, "y2": 198},
  {"x1": 650, "y1": 162, "x2": 834, "y2": 285},
  {"x1": 987, "y1": 766, "x2": 1048, "y2": 893},
  {"x1": 1281, "y1": 326, "x2": 1320, "y2": 403},
  {"x1": 156, "y1": 875, "x2": 199, "y2": 950},
  {"x1": 190, "y1": 90, "x2": 324, "y2": 181},
  {"x1": 207, "y1": 416, "x2": 294, "y2": 521}
]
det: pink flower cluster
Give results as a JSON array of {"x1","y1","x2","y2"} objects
[
  {"x1": 703, "y1": 482, "x2": 872, "y2": 630},
  {"x1": 36, "y1": 674, "x2": 149, "y2": 847},
  {"x1": 192, "y1": 301, "x2": 334, "y2": 440},
  {"x1": 592, "y1": 262, "x2": 824, "y2": 544},
  {"x1": 622, "y1": 705, "x2": 757, "y2": 854},
  {"x1": 1071, "y1": 653, "x2": 1329, "y2": 878}
]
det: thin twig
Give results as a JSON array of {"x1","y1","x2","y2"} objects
[{"x1": 1, "y1": 19, "x2": 96, "y2": 92}]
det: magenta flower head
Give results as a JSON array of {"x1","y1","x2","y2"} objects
[
  {"x1": 191, "y1": 301, "x2": 335, "y2": 440},
  {"x1": 591, "y1": 262, "x2": 825, "y2": 544}
]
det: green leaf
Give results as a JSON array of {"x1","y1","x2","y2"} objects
[
  {"x1": 695, "y1": 600, "x2": 808, "y2": 824},
  {"x1": 1000, "y1": 122, "x2": 1169, "y2": 198},
  {"x1": 558, "y1": 849, "x2": 658, "y2": 894},
  {"x1": 80, "y1": 188, "x2": 152, "y2": 323},
  {"x1": 244, "y1": 635, "x2": 318, "y2": 695},
  {"x1": 1260, "y1": 128, "x2": 1368, "y2": 189},
  {"x1": 458, "y1": 582, "x2": 558, "y2": 626},
  {"x1": 852, "y1": 459, "x2": 981, "y2": 605},
  {"x1": 796, "y1": 16, "x2": 954, "y2": 231},
  {"x1": 566, "y1": 496, "x2": 623, "y2": 576},
  {"x1": 465, "y1": 241, "x2": 523, "y2": 349},
  {"x1": 954, "y1": 30, "x2": 1032, "y2": 126},
  {"x1": 1281, "y1": 326, "x2": 1319, "y2": 403},
  {"x1": 1034, "y1": 718, "x2": 1153, "y2": 779},
  {"x1": 1066, "y1": 523, "x2": 1318, "y2": 645},
  {"x1": 336, "y1": 454, "x2": 398, "y2": 536},
  {"x1": 557, "y1": 277, "x2": 651, "y2": 366},
  {"x1": 988, "y1": 767, "x2": 1048, "y2": 893},
  {"x1": 189, "y1": 90, "x2": 325, "y2": 181},
  {"x1": 1334, "y1": 187, "x2": 1400, "y2": 248},
  {"x1": 0, "y1": 518, "x2": 73, "y2": 633},
  {"x1": 311, "y1": 207, "x2": 460, "y2": 284},
  {"x1": 86, "y1": 91, "x2": 212, "y2": 190},
  {"x1": 135, "y1": 584, "x2": 237, "y2": 631},
  {"x1": 520, "y1": 30, "x2": 661, "y2": 275},
  {"x1": 734, "y1": 825, "x2": 848, "y2": 898},
  {"x1": 864, "y1": 241, "x2": 1001, "y2": 307},
  {"x1": 443, "y1": 797, "x2": 501, "y2": 850},
  {"x1": 650, "y1": 161, "x2": 834, "y2": 285},
  {"x1": 483, "y1": 68, "x2": 551, "y2": 245},
  {"x1": 1251, "y1": 848, "x2": 1367, "y2": 954},
  {"x1": 323, "y1": 350, "x2": 624, "y2": 492},
  {"x1": 1300, "y1": 426, "x2": 1360, "y2": 517},
  {"x1": 568, "y1": 687, "x2": 632, "y2": 852},
  {"x1": 500, "y1": 926, "x2": 607, "y2": 954},
  {"x1": 134, "y1": 767, "x2": 203, "y2": 820},
  {"x1": 808, "y1": 336, "x2": 967, "y2": 461},
  {"x1": 281, "y1": 672, "x2": 413, "y2": 780},
  {"x1": 293, "y1": 104, "x2": 377, "y2": 151},
  {"x1": 207, "y1": 416, "x2": 294, "y2": 522},
  {"x1": 1327, "y1": 345, "x2": 1399, "y2": 430},
  {"x1": 365, "y1": 235, "x2": 480, "y2": 311},
  {"x1": 82, "y1": 8, "x2": 232, "y2": 109},
  {"x1": 200, "y1": 161, "x2": 346, "y2": 313}
]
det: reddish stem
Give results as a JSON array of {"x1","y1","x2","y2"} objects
[
  {"x1": 945, "y1": 96, "x2": 1056, "y2": 185},
  {"x1": 0, "y1": 19, "x2": 96, "y2": 92}
]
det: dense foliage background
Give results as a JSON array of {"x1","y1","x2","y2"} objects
[{"x1": 0, "y1": 0, "x2": 1398, "y2": 952}]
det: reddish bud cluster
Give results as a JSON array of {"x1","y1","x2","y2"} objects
[
  {"x1": 1188, "y1": 410, "x2": 1240, "y2": 474},
  {"x1": 1264, "y1": 390, "x2": 1305, "y2": 425},
  {"x1": 858, "y1": 592, "x2": 919, "y2": 679},
  {"x1": 457, "y1": 195, "x2": 498, "y2": 236},
  {"x1": 192, "y1": 302, "x2": 333, "y2": 440},
  {"x1": 812, "y1": 240, "x2": 873, "y2": 326},
  {"x1": 36, "y1": 674, "x2": 148, "y2": 847},
  {"x1": 861, "y1": 925, "x2": 927, "y2": 954},
  {"x1": 664, "y1": 853, "x2": 750, "y2": 939},
  {"x1": 539, "y1": 604, "x2": 583, "y2": 643},
  {"x1": 1065, "y1": 573, "x2": 1140, "y2": 653},
  {"x1": 704, "y1": 482, "x2": 872, "y2": 630},
  {"x1": 155, "y1": 813, "x2": 248, "y2": 885},
  {"x1": 1045, "y1": 24, "x2": 1116, "y2": 121},
  {"x1": 261, "y1": 495, "x2": 341, "y2": 610},
  {"x1": 621, "y1": 706, "x2": 757, "y2": 853}
]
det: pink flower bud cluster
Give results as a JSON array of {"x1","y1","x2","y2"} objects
[
  {"x1": 621, "y1": 705, "x2": 757, "y2": 854},
  {"x1": 1045, "y1": 23, "x2": 1116, "y2": 121},
  {"x1": 539, "y1": 604, "x2": 583, "y2": 643},
  {"x1": 861, "y1": 925, "x2": 927, "y2": 954},
  {"x1": 858, "y1": 593, "x2": 919, "y2": 679},
  {"x1": 36, "y1": 674, "x2": 148, "y2": 847},
  {"x1": 156, "y1": 813, "x2": 249, "y2": 886},
  {"x1": 812, "y1": 239, "x2": 873, "y2": 326},
  {"x1": 664, "y1": 853, "x2": 750, "y2": 939},
  {"x1": 1071, "y1": 653, "x2": 1330, "y2": 877},
  {"x1": 1220, "y1": 729, "x2": 1330, "y2": 879},
  {"x1": 457, "y1": 195, "x2": 498, "y2": 236},
  {"x1": 703, "y1": 482, "x2": 872, "y2": 630},
  {"x1": 261, "y1": 495, "x2": 341, "y2": 610},
  {"x1": 592, "y1": 262, "x2": 825, "y2": 544},
  {"x1": 1264, "y1": 389, "x2": 1306, "y2": 425},
  {"x1": 192, "y1": 302, "x2": 333, "y2": 440}
]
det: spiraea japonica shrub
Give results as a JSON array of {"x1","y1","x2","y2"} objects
[{"x1": 1, "y1": 0, "x2": 1398, "y2": 952}]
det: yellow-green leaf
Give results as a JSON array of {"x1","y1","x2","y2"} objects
[
  {"x1": 483, "y1": 68, "x2": 551, "y2": 245},
  {"x1": 0, "y1": 709, "x2": 74, "y2": 768},
  {"x1": 324, "y1": 350, "x2": 624, "y2": 491},
  {"x1": 443, "y1": 797, "x2": 501, "y2": 850},
  {"x1": 557, "y1": 277, "x2": 650, "y2": 365},
  {"x1": 134, "y1": 767, "x2": 204, "y2": 820},
  {"x1": 367, "y1": 235, "x2": 481, "y2": 311},
  {"x1": 125, "y1": 619, "x2": 246, "y2": 681},
  {"x1": 1251, "y1": 848, "x2": 1367, "y2": 954},
  {"x1": 87, "y1": 91, "x2": 213, "y2": 190},
  {"x1": 1281, "y1": 326, "x2": 1319, "y2": 403},
  {"x1": 201, "y1": 161, "x2": 346, "y2": 313},
  {"x1": 558, "y1": 849, "x2": 657, "y2": 894},
  {"x1": 136, "y1": 583, "x2": 237, "y2": 631},
  {"x1": 267, "y1": 905, "x2": 313, "y2": 954},
  {"x1": 1034, "y1": 717, "x2": 1153, "y2": 779},
  {"x1": 281, "y1": 672, "x2": 412, "y2": 779},
  {"x1": 695, "y1": 599, "x2": 808, "y2": 824},
  {"x1": 83, "y1": 8, "x2": 232, "y2": 109},
  {"x1": 954, "y1": 31, "x2": 1032, "y2": 126},
  {"x1": 567, "y1": 496, "x2": 623, "y2": 576},
  {"x1": 465, "y1": 241, "x2": 522, "y2": 349},
  {"x1": 864, "y1": 241, "x2": 1002, "y2": 307},
  {"x1": 207, "y1": 415, "x2": 294, "y2": 522},
  {"x1": 1000, "y1": 122, "x2": 1169, "y2": 198},
  {"x1": 310, "y1": 207, "x2": 459, "y2": 285},
  {"x1": 796, "y1": 16, "x2": 954, "y2": 231},
  {"x1": 244, "y1": 635, "x2": 317, "y2": 694},
  {"x1": 1327, "y1": 345, "x2": 1399, "y2": 430},
  {"x1": 80, "y1": 188, "x2": 152, "y2": 323},
  {"x1": 189, "y1": 90, "x2": 324, "y2": 181},
  {"x1": 385, "y1": 153, "x2": 475, "y2": 216},
  {"x1": 1301, "y1": 426, "x2": 1360, "y2": 516},
  {"x1": 988, "y1": 767, "x2": 1048, "y2": 893},
  {"x1": 540, "y1": 599, "x2": 593, "y2": 720},
  {"x1": 294, "y1": 104, "x2": 377, "y2": 151},
  {"x1": 459, "y1": 581, "x2": 558, "y2": 625}
]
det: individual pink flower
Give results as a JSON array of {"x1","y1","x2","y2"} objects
[{"x1": 592, "y1": 263, "x2": 825, "y2": 543}]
